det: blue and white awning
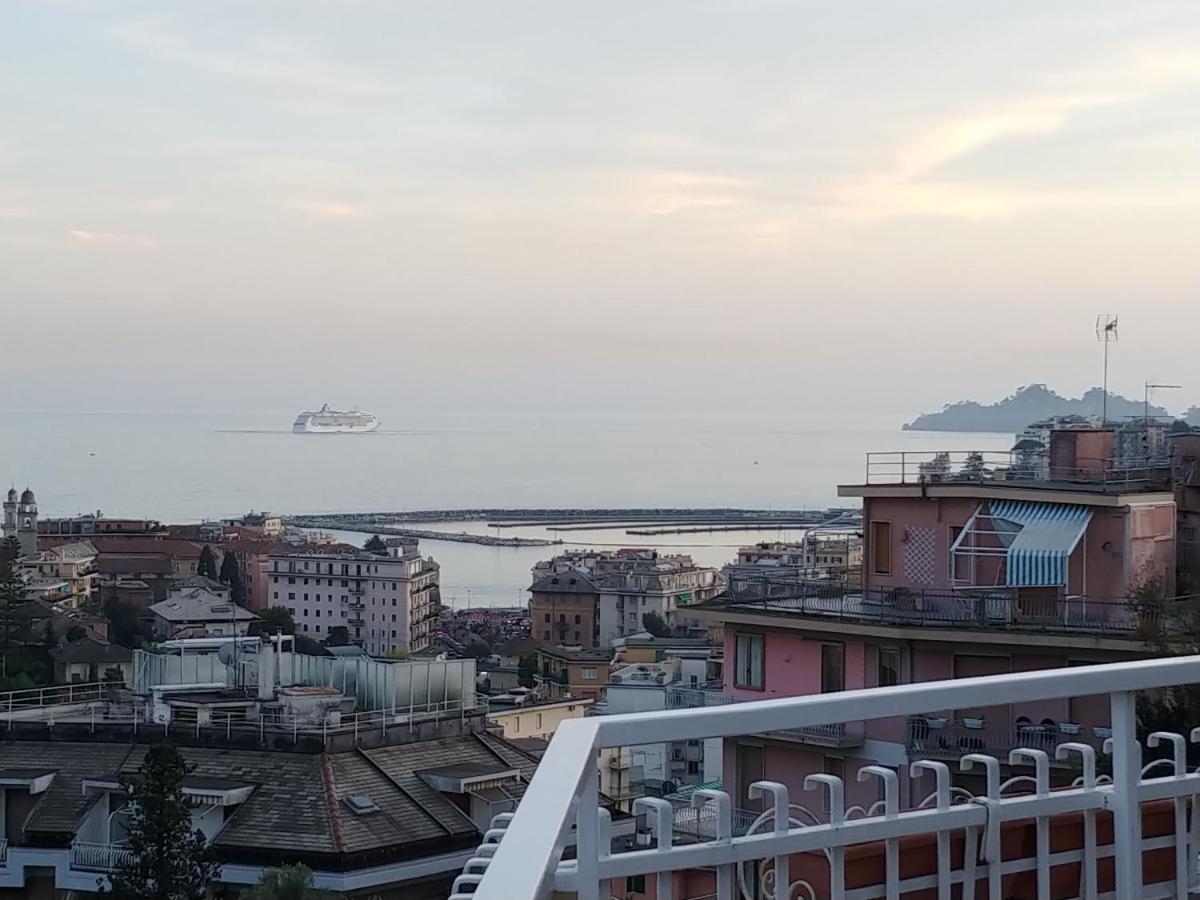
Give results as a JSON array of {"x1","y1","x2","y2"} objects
[{"x1": 988, "y1": 500, "x2": 1093, "y2": 587}]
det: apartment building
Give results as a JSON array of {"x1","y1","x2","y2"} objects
[
  {"x1": 267, "y1": 541, "x2": 440, "y2": 654},
  {"x1": 595, "y1": 553, "x2": 724, "y2": 647},
  {"x1": 692, "y1": 426, "x2": 1185, "y2": 813},
  {"x1": 19, "y1": 540, "x2": 98, "y2": 607}
]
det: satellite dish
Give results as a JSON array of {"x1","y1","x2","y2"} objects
[{"x1": 217, "y1": 643, "x2": 237, "y2": 667}]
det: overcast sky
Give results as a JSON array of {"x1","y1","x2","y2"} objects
[{"x1": 3, "y1": 1, "x2": 1199, "y2": 417}]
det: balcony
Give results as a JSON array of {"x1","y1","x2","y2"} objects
[
  {"x1": 349, "y1": 582, "x2": 366, "y2": 595},
  {"x1": 454, "y1": 655, "x2": 1200, "y2": 900},
  {"x1": 721, "y1": 576, "x2": 1183, "y2": 637},
  {"x1": 905, "y1": 713, "x2": 1110, "y2": 760},
  {"x1": 856, "y1": 449, "x2": 1172, "y2": 490},
  {"x1": 667, "y1": 685, "x2": 864, "y2": 748},
  {"x1": 71, "y1": 841, "x2": 134, "y2": 873}
]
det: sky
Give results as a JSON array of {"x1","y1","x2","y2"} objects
[{"x1": 3, "y1": 0, "x2": 1199, "y2": 418}]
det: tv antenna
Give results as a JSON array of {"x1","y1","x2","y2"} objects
[
  {"x1": 1095, "y1": 315, "x2": 1118, "y2": 424},
  {"x1": 1145, "y1": 381, "x2": 1182, "y2": 423}
]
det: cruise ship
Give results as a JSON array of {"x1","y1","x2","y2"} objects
[{"x1": 292, "y1": 405, "x2": 380, "y2": 434}]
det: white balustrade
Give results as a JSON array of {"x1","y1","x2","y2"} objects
[{"x1": 456, "y1": 656, "x2": 1200, "y2": 899}]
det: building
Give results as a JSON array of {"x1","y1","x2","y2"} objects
[
  {"x1": 688, "y1": 427, "x2": 1184, "y2": 816},
  {"x1": 0, "y1": 643, "x2": 620, "y2": 898},
  {"x1": 597, "y1": 634, "x2": 723, "y2": 801},
  {"x1": 149, "y1": 587, "x2": 257, "y2": 639},
  {"x1": 536, "y1": 645, "x2": 611, "y2": 701},
  {"x1": 38, "y1": 512, "x2": 164, "y2": 545},
  {"x1": 48, "y1": 635, "x2": 133, "y2": 683},
  {"x1": 486, "y1": 697, "x2": 592, "y2": 743},
  {"x1": 89, "y1": 535, "x2": 206, "y2": 599},
  {"x1": 2, "y1": 487, "x2": 38, "y2": 558},
  {"x1": 529, "y1": 570, "x2": 600, "y2": 647},
  {"x1": 727, "y1": 530, "x2": 863, "y2": 581},
  {"x1": 18, "y1": 540, "x2": 98, "y2": 607},
  {"x1": 267, "y1": 541, "x2": 440, "y2": 654},
  {"x1": 529, "y1": 550, "x2": 724, "y2": 649},
  {"x1": 221, "y1": 510, "x2": 284, "y2": 538},
  {"x1": 595, "y1": 553, "x2": 723, "y2": 647}
]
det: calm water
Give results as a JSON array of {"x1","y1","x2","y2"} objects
[{"x1": 1, "y1": 409, "x2": 1014, "y2": 606}]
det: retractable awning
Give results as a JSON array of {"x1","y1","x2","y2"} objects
[{"x1": 988, "y1": 500, "x2": 1093, "y2": 587}]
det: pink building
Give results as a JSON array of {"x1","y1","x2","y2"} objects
[{"x1": 695, "y1": 428, "x2": 1182, "y2": 815}]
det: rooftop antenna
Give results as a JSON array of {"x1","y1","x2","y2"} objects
[
  {"x1": 1145, "y1": 382, "x2": 1182, "y2": 423},
  {"x1": 1096, "y1": 315, "x2": 1119, "y2": 424}
]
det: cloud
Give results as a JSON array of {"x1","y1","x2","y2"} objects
[
  {"x1": 828, "y1": 45, "x2": 1200, "y2": 223},
  {"x1": 67, "y1": 229, "x2": 157, "y2": 248},
  {"x1": 287, "y1": 200, "x2": 361, "y2": 218},
  {"x1": 628, "y1": 172, "x2": 754, "y2": 216},
  {"x1": 109, "y1": 20, "x2": 392, "y2": 99}
]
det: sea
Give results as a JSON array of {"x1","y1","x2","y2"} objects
[{"x1": 1, "y1": 409, "x2": 1015, "y2": 607}]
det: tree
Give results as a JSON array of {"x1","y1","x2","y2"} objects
[
  {"x1": 104, "y1": 595, "x2": 151, "y2": 647},
  {"x1": 242, "y1": 864, "x2": 340, "y2": 899},
  {"x1": 463, "y1": 639, "x2": 492, "y2": 659},
  {"x1": 385, "y1": 648, "x2": 410, "y2": 660},
  {"x1": 641, "y1": 610, "x2": 672, "y2": 638},
  {"x1": 251, "y1": 606, "x2": 296, "y2": 636},
  {"x1": 0, "y1": 534, "x2": 26, "y2": 679},
  {"x1": 197, "y1": 546, "x2": 217, "y2": 580},
  {"x1": 363, "y1": 535, "x2": 388, "y2": 555},
  {"x1": 518, "y1": 654, "x2": 538, "y2": 688},
  {"x1": 109, "y1": 744, "x2": 220, "y2": 899},
  {"x1": 218, "y1": 552, "x2": 246, "y2": 605},
  {"x1": 323, "y1": 626, "x2": 350, "y2": 647}
]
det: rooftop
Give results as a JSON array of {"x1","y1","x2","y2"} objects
[
  {"x1": 840, "y1": 449, "x2": 1176, "y2": 503},
  {"x1": 149, "y1": 591, "x2": 257, "y2": 623}
]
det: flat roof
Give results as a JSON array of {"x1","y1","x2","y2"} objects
[{"x1": 837, "y1": 482, "x2": 1175, "y2": 507}]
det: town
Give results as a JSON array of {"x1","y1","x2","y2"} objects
[{"x1": 5, "y1": 414, "x2": 1200, "y2": 896}]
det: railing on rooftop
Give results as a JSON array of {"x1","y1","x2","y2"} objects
[
  {"x1": 862, "y1": 449, "x2": 1172, "y2": 488},
  {"x1": 905, "y1": 713, "x2": 1111, "y2": 760},
  {"x1": 3, "y1": 694, "x2": 480, "y2": 747},
  {"x1": 454, "y1": 655, "x2": 1200, "y2": 900},
  {"x1": 723, "y1": 576, "x2": 1198, "y2": 635},
  {"x1": 0, "y1": 681, "x2": 116, "y2": 716}
]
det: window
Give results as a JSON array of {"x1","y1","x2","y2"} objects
[
  {"x1": 272, "y1": 591, "x2": 278, "y2": 600},
  {"x1": 879, "y1": 648, "x2": 900, "y2": 687},
  {"x1": 581, "y1": 666, "x2": 598, "y2": 679},
  {"x1": 574, "y1": 631, "x2": 581, "y2": 642},
  {"x1": 287, "y1": 592, "x2": 295, "y2": 601},
  {"x1": 287, "y1": 577, "x2": 295, "y2": 585},
  {"x1": 535, "y1": 713, "x2": 543, "y2": 730},
  {"x1": 870, "y1": 521, "x2": 892, "y2": 575},
  {"x1": 574, "y1": 614, "x2": 581, "y2": 624},
  {"x1": 627, "y1": 875, "x2": 646, "y2": 894},
  {"x1": 735, "y1": 633, "x2": 764, "y2": 690},
  {"x1": 821, "y1": 644, "x2": 844, "y2": 693},
  {"x1": 544, "y1": 613, "x2": 550, "y2": 623}
]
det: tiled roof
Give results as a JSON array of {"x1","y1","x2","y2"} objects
[
  {"x1": 3, "y1": 731, "x2": 537, "y2": 861},
  {"x1": 528, "y1": 569, "x2": 599, "y2": 594},
  {"x1": 48, "y1": 636, "x2": 133, "y2": 665}
]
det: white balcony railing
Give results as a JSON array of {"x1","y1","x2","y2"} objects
[
  {"x1": 455, "y1": 655, "x2": 1200, "y2": 899},
  {"x1": 71, "y1": 841, "x2": 134, "y2": 872}
]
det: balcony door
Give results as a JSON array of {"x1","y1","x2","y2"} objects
[{"x1": 735, "y1": 743, "x2": 765, "y2": 812}]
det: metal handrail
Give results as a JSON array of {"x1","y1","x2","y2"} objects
[
  {"x1": 470, "y1": 655, "x2": 1200, "y2": 899},
  {"x1": 862, "y1": 449, "x2": 1173, "y2": 487},
  {"x1": 722, "y1": 578, "x2": 1197, "y2": 634}
]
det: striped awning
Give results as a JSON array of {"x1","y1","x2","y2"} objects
[{"x1": 988, "y1": 500, "x2": 1093, "y2": 587}]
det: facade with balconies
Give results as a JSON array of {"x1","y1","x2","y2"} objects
[
  {"x1": 685, "y1": 427, "x2": 1189, "y2": 817},
  {"x1": 267, "y1": 541, "x2": 440, "y2": 655}
]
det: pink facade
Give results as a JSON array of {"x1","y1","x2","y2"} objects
[
  {"x1": 721, "y1": 625, "x2": 1122, "y2": 816},
  {"x1": 862, "y1": 494, "x2": 1175, "y2": 600}
]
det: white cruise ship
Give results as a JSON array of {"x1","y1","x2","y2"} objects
[{"x1": 292, "y1": 405, "x2": 380, "y2": 434}]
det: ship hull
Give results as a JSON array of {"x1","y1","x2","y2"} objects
[{"x1": 292, "y1": 417, "x2": 380, "y2": 434}]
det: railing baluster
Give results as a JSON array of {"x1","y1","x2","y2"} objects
[
  {"x1": 910, "y1": 761, "x2": 951, "y2": 900},
  {"x1": 1009, "y1": 749, "x2": 1050, "y2": 897},
  {"x1": 1148, "y1": 732, "x2": 1189, "y2": 900},
  {"x1": 749, "y1": 781, "x2": 790, "y2": 900},
  {"x1": 576, "y1": 762, "x2": 600, "y2": 900},
  {"x1": 1056, "y1": 743, "x2": 1097, "y2": 900},
  {"x1": 1110, "y1": 690, "x2": 1143, "y2": 897}
]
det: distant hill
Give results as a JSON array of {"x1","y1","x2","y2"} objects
[{"x1": 903, "y1": 384, "x2": 1173, "y2": 432}]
